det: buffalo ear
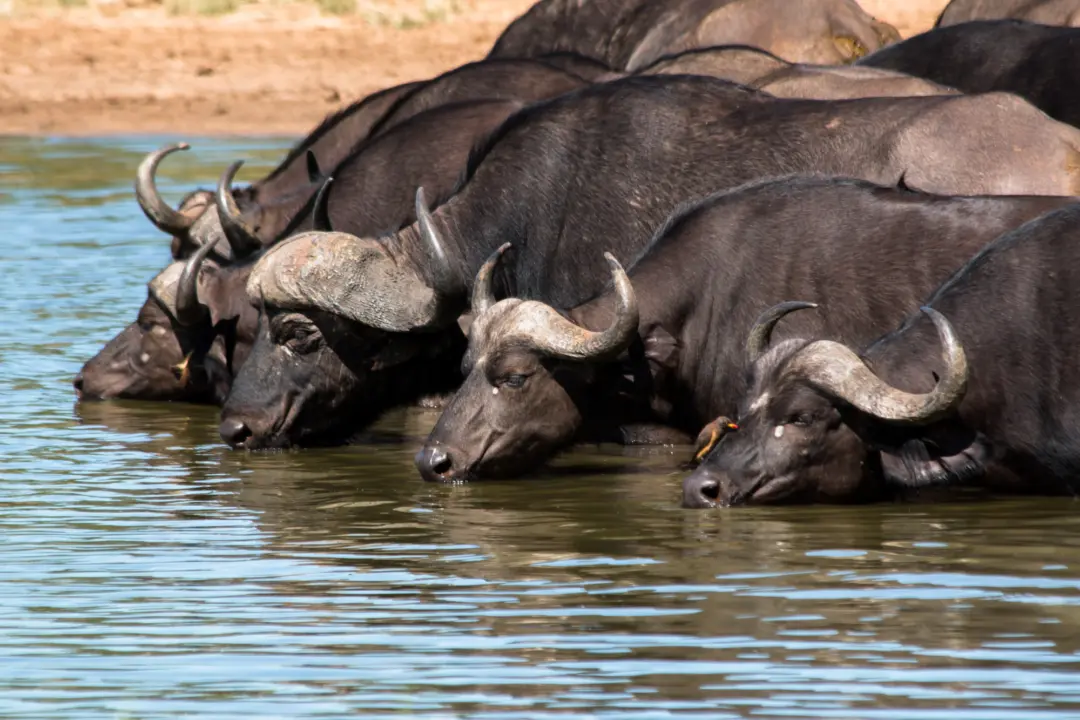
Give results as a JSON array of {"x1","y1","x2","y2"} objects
[
  {"x1": 878, "y1": 434, "x2": 988, "y2": 488},
  {"x1": 456, "y1": 313, "x2": 474, "y2": 338},
  {"x1": 642, "y1": 323, "x2": 679, "y2": 372},
  {"x1": 196, "y1": 266, "x2": 245, "y2": 329},
  {"x1": 197, "y1": 269, "x2": 229, "y2": 327},
  {"x1": 208, "y1": 297, "x2": 242, "y2": 329},
  {"x1": 629, "y1": 323, "x2": 680, "y2": 421}
]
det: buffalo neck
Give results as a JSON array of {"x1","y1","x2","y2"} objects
[
  {"x1": 264, "y1": 185, "x2": 324, "y2": 242},
  {"x1": 253, "y1": 84, "x2": 417, "y2": 204},
  {"x1": 397, "y1": 189, "x2": 528, "y2": 304},
  {"x1": 383, "y1": 208, "x2": 474, "y2": 303},
  {"x1": 568, "y1": 280, "x2": 702, "y2": 432}
]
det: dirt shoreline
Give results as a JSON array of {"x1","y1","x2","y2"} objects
[{"x1": 0, "y1": 0, "x2": 946, "y2": 137}]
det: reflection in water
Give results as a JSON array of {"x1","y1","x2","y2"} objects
[{"x1": 1, "y1": 137, "x2": 1080, "y2": 717}]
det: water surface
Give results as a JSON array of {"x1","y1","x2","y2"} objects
[{"x1": 2, "y1": 136, "x2": 1080, "y2": 718}]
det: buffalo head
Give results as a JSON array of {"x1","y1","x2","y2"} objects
[
  {"x1": 75, "y1": 236, "x2": 259, "y2": 403},
  {"x1": 415, "y1": 245, "x2": 639, "y2": 481},
  {"x1": 218, "y1": 188, "x2": 467, "y2": 449},
  {"x1": 683, "y1": 302, "x2": 969, "y2": 508}
]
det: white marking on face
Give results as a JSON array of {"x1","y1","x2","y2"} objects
[
  {"x1": 492, "y1": 387, "x2": 499, "y2": 395},
  {"x1": 774, "y1": 425, "x2": 784, "y2": 439},
  {"x1": 139, "y1": 352, "x2": 151, "y2": 364}
]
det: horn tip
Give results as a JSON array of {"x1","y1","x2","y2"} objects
[
  {"x1": 497, "y1": 242, "x2": 511, "y2": 254},
  {"x1": 920, "y1": 306, "x2": 957, "y2": 337},
  {"x1": 415, "y1": 186, "x2": 427, "y2": 207},
  {"x1": 602, "y1": 252, "x2": 626, "y2": 271},
  {"x1": 176, "y1": 142, "x2": 190, "y2": 151}
]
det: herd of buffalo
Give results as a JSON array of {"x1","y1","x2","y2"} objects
[{"x1": 75, "y1": 0, "x2": 1080, "y2": 508}]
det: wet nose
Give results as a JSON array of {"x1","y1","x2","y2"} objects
[
  {"x1": 415, "y1": 445, "x2": 456, "y2": 482},
  {"x1": 73, "y1": 372, "x2": 84, "y2": 396},
  {"x1": 219, "y1": 417, "x2": 252, "y2": 448},
  {"x1": 682, "y1": 472, "x2": 722, "y2": 508}
]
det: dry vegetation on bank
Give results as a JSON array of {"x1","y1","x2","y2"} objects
[{"x1": 0, "y1": 0, "x2": 947, "y2": 135}]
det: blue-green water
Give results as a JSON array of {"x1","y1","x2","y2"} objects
[{"x1": 2, "y1": 136, "x2": 1080, "y2": 718}]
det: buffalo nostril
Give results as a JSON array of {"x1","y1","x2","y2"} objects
[
  {"x1": 73, "y1": 373, "x2": 84, "y2": 393},
  {"x1": 699, "y1": 479, "x2": 720, "y2": 501},
  {"x1": 219, "y1": 417, "x2": 252, "y2": 447},
  {"x1": 415, "y1": 446, "x2": 455, "y2": 482},
  {"x1": 431, "y1": 448, "x2": 452, "y2": 475}
]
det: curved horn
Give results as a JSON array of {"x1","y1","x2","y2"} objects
[
  {"x1": 786, "y1": 307, "x2": 968, "y2": 424},
  {"x1": 414, "y1": 187, "x2": 458, "y2": 295},
  {"x1": 216, "y1": 160, "x2": 262, "y2": 258},
  {"x1": 174, "y1": 236, "x2": 220, "y2": 327},
  {"x1": 746, "y1": 301, "x2": 819, "y2": 365},
  {"x1": 516, "y1": 253, "x2": 639, "y2": 361},
  {"x1": 247, "y1": 231, "x2": 452, "y2": 333},
  {"x1": 135, "y1": 143, "x2": 195, "y2": 235},
  {"x1": 312, "y1": 176, "x2": 334, "y2": 232},
  {"x1": 471, "y1": 243, "x2": 511, "y2": 316}
]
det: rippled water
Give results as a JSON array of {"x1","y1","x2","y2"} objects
[{"x1": 2, "y1": 136, "x2": 1080, "y2": 718}]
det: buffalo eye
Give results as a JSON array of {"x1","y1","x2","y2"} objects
[
  {"x1": 271, "y1": 314, "x2": 322, "y2": 353},
  {"x1": 788, "y1": 414, "x2": 814, "y2": 428},
  {"x1": 498, "y1": 373, "x2": 528, "y2": 389},
  {"x1": 284, "y1": 326, "x2": 322, "y2": 354}
]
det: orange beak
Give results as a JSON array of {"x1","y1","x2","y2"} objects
[{"x1": 171, "y1": 352, "x2": 193, "y2": 385}]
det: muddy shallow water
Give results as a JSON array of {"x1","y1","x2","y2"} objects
[{"x1": 2, "y1": 136, "x2": 1079, "y2": 718}]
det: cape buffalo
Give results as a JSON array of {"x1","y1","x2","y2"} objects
[
  {"x1": 683, "y1": 202, "x2": 1080, "y2": 508},
  {"x1": 488, "y1": 0, "x2": 901, "y2": 70},
  {"x1": 415, "y1": 177, "x2": 1071, "y2": 481},
  {"x1": 858, "y1": 20, "x2": 1080, "y2": 128},
  {"x1": 937, "y1": 0, "x2": 1080, "y2": 26},
  {"x1": 75, "y1": 99, "x2": 528, "y2": 403},
  {"x1": 641, "y1": 45, "x2": 957, "y2": 99},
  {"x1": 221, "y1": 75, "x2": 1080, "y2": 451},
  {"x1": 138, "y1": 58, "x2": 592, "y2": 262}
]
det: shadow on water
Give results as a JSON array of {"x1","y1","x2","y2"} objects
[{"x1": 2, "y1": 137, "x2": 1080, "y2": 717}]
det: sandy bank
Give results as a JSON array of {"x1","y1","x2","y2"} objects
[{"x1": 0, "y1": 0, "x2": 946, "y2": 136}]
